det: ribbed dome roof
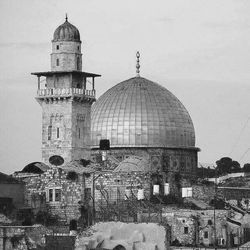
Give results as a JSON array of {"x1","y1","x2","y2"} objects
[
  {"x1": 91, "y1": 77, "x2": 195, "y2": 149},
  {"x1": 53, "y1": 19, "x2": 80, "y2": 42}
]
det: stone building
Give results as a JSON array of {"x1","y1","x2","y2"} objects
[
  {"x1": 31, "y1": 16, "x2": 199, "y2": 200},
  {"x1": 32, "y1": 16, "x2": 100, "y2": 164},
  {"x1": 13, "y1": 161, "x2": 95, "y2": 224}
]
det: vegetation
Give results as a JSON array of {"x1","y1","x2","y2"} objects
[
  {"x1": 66, "y1": 171, "x2": 78, "y2": 181},
  {"x1": 171, "y1": 239, "x2": 181, "y2": 246},
  {"x1": 80, "y1": 159, "x2": 91, "y2": 167},
  {"x1": 215, "y1": 157, "x2": 241, "y2": 175},
  {"x1": 150, "y1": 194, "x2": 182, "y2": 205},
  {"x1": 198, "y1": 157, "x2": 245, "y2": 179},
  {"x1": 10, "y1": 235, "x2": 23, "y2": 248},
  {"x1": 220, "y1": 176, "x2": 246, "y2": 187},
  {"x1": 209, "y1": 198, "x2": 225, "y2": 209},
  {"x1": 35, "y1": 210, "x2": 60, "y2": 226},
  {"x1": 243, "y1": 163, "x2": 250, "y2": 172}
]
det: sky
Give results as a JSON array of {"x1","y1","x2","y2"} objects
[{"x1": 0, "y1": 0, "x2": 250, "y2": 173}]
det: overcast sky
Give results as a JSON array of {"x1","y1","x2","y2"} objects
[{"x1": 0, "y1": 0, "x2": 250, "y2": 173}]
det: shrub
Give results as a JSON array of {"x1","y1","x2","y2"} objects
[
  {"x1": 66, "y1": 171, "x2": 78, "y2": 181},
  {"x1": 10, "y1": 235, "x2": 23, "y2": 248},
  {"x1": 35, "y1": 211, "x2": 60, "y2": 226}
]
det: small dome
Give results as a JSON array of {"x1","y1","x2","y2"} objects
[
  {"x1": 91, "y1": 77, "x2": 195, "y2": 148},
  {"x1": 22, "y1": 162, "x2": 49, "y2": 174},
  {"x1": 53, "y1": 18, "x2": 80, "y2": 42}
]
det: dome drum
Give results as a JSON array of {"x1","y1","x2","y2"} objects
[{"x1": 91, "y1": 147, "x2": 198, "y2": 177}]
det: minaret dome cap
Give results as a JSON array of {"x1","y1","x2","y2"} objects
[{"x1": 53, "y1": 16, "x2": 81, "y2": 42}]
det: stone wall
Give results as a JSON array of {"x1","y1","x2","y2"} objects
[
  {"x1": 92, "y1": 147, "x2": 197, "y2": 199},
  {"x1": 192, "y1": 184, "x2": 215, "y2": 203},
  {"x1": 0, "y1": 225, "x2": 50, "y2": 250},
  {"x1": 0, "y1": 183, "x2": 25, "y2": 208},
  {"x1": 139, "y1": 210, "x2": 196, "y2": 246},
  {"x1": 40, "y1": 99, "x2": 73, "y2": 164},
  {"x1": 51, "y1": 41, "x2": 82, "y2": 72},
  {"x1": 139, "y1": 208, "x2": 233, "y2": 247},
  {"x1": 193, "y1": 185, "x2": 250, "y2": 208},
  {"x1": 218, "y1": 187, "x2": 250, "y2": 200},
  {"x1": 92, "y1": 147, "x2": 197, "y2": 177},
  {"x1": 13, "y1": 167, "x2": 93, "y2": 223},
  {"x1": 94, "y1": 172, "x2": 151, "y2": 205},
  {"x1": 39, "y1": 89, "x2": 93, "y2": 164}
]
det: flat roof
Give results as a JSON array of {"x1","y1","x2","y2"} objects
[{"x1": 31, "y1": 70, "x2": 101, "y2": 77}]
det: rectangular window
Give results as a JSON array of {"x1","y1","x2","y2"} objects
[
  {"x1": 55, "y1": 189, "x2": 61, "y2": 201},
  {"x1": 204, "y1": 231, "x2": 209, "y2": 239},
  {"x1": 57, "y1": 127, "x2": 60, "y2": 138},
  {"x1": 49, "y1": 189, "x2": 53, "y2": 202},
  {"x1": 56, "y1": 58, "x2": 59, "y2": 66},
  {"x1": 79, "y1": 127, "x2": 81, "y2": 139},
  {"x1": 84, "y1": 188, "x2": 91, "y2": 201},
  {"x1": 56, "y1": 45, "x2": 59, "y2": 50},
  {"x1": 184, "y1": 227, "x2": 189, "y2": 234},
  {"x1": 48, "y1": 125, "x2": 52, "y2": 140}
]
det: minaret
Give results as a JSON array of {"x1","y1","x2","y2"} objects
[{"x1": 32, "y1": 16, "x2": 101, "y2": 164}]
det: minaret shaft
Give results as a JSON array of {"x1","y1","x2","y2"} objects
[{"x1": 32, "y1": 18, "x2": 100, "y2": 164}]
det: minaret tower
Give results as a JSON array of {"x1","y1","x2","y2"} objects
[{"x1": 32, "y1": 16, "x2": 100, "y2": 164}]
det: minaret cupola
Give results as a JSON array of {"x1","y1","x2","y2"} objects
[{"x1": 51, "y1": 15, "x2": 82, "y2": 71}]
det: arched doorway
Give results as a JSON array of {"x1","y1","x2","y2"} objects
[{"x1": 113, "y1": 245, "x2": 126, "y2": 250}]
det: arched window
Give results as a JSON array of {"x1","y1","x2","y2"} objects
[
  {"x1": 48, "y1": 125, "x2": 52, "y2": 140},
  {"x1": 77, "y1": 57, "x2": 80, "y2": 70},
  {"x1": 57, "y1": 127, "x2": 60, "y2": 138},
  {"x1": 56, "y1": 58, "x2": 59, "y2": 66}
]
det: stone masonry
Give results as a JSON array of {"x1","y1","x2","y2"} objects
[{"x1": 13, "y1": 166, "x2": 93, "y2": 223}]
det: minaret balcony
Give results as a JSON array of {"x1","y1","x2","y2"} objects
[{"x1": 36, "y1": 88, "x2": 96, "y2": 99}]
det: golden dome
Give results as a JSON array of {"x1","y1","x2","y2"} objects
[{"x1": 91, "y1": 77, "x2": 195, "y2": 149}]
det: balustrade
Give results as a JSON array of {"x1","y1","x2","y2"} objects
[{"x1": 37, "y1": 88, "x2": 95, "y2": 98}]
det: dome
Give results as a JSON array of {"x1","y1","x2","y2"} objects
[
  {"x1": 22, "y1": 162, "x2": 49, "y2": 174},
  {"x1": 53, "y1": 18, "x2": 80, "y2": 42},
  {"x1": 91, "y1": 77, "x2": 195, "y2": 149}
]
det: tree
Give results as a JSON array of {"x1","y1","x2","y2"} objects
[
  {"x1": 243, "y1": 163, "x2": 250, "y2": 172},
  {"x1": 215, "y1": 157, "x2": 241, "y2": 175}
]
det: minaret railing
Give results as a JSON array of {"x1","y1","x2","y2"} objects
[{"x1": 37, "y1": 88, "x2": 95, "y2": 98}]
